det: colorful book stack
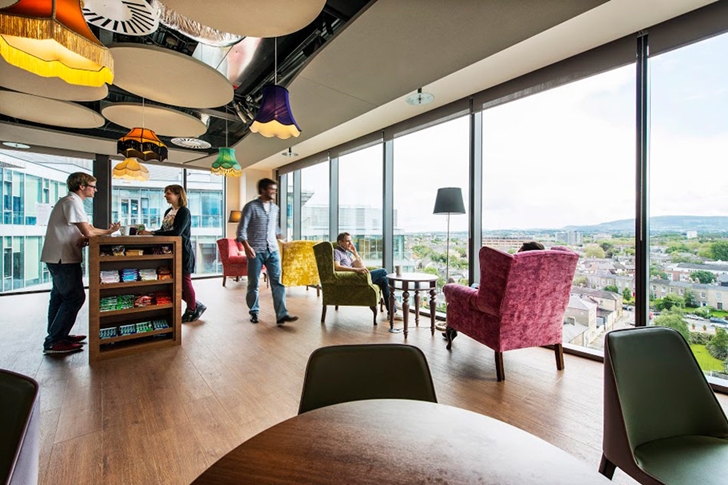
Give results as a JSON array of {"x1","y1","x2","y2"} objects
[
  {"x1": 100, "y1": 270, "x2": 120, "y2": 284},
  {"x1": 120, "y1": 268, "x2": 139, "y2": 282},
  {"x1": 139, "y1": 268, "x2": 158, "y2": 281},
  {"x1": 100, "y1": 295, "x2": 135, "y2": 312},
  {"x1": 153, "y1": 292, "x2": 172, "y2": 305}
]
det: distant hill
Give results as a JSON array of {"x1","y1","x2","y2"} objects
[{"x1": 563, "y1": 216, "x2": 728, "y2": 234}]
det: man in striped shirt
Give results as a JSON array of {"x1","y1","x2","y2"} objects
[{"x1": 237, "y1": 178, "x2": 298, "y2": 325}]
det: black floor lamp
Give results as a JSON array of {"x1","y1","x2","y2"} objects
[{"x1": 433, "y1": 187, "x2": 466, "y2": 285}]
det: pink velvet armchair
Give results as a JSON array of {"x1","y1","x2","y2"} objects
[
  {"x1": 443, "y1": 245, "x2": 578, "y2": 381},
  {"x1": 217, "y1": 238, "x2": 248, "y2": 286}
]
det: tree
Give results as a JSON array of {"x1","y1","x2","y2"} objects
[
  {"x1": 650, "y1": 266, "x2": 669, "y2": 280},
  {"x1": 585, "y1": 244, "x2": 605, "y2": 258},
  {"x1": 683, "y1": 289, "x2": 698, "y2": 308},
  {"x1": 708, "y1": 327, "x2": 728, "y2": 361},
  {"x1": 694, "y1": 307, "x2": 711, "y2": 319},
  {"x1": 712, "y1": 241, "x2": 728, "y2": 261},
  {"x1": 422, "y1": 266, "x2": 445, "y2": 288},
  {"x1": 603, "y1": 285, "x2": 619, "y2": 294},
  {"x1": 655, "y1": 294, "x2": 684, "y2": 311},
  {"x1": 690, "y1": 270, "x2": 716, "y2": 284},
  {"x1": 573, "y1": 275, "x2": 588, "y2": 287},
  {"x1": 653, "y1": 310, "x2": 690, "y2": 343},
  {"x1": 622, "y1": 287, "x2": 632, "y2": 301}
]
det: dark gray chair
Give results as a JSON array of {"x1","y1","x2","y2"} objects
[
  {"x1": 600, "y1": 327, "x2": 728, "y2": 484},
  {"x1": 298, "y1": 344, "x2": 437, "y2": 414},
  {"x1": 1, "y1": 369, "x2": 40, "y2": 485}
]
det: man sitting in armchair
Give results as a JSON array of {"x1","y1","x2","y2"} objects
[{"x1": 334, "y1": 232, "x2": 401, "y2": 321}]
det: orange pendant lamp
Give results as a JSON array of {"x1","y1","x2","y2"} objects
[
  {"x1": 0, "y1": 0, "x2": 114, "y2": 87},
  {"x1": 117, "y1": 127, "x2": 168, "y2": 162}
]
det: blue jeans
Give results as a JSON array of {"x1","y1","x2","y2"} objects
[
  {"x1": 247, "y1": 249, "x2": 289, "y2": 320},
  {"x1": 45, "y1": 263, "x2": 86, "y2": 349},
  {"x1": 369, "y1": 268, "x2": 395, "y2": 314}
]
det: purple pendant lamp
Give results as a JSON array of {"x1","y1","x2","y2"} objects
[{"x1": 249, "y1": 38, "x2": 301, "y2": 139}]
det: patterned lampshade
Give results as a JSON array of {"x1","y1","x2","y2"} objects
[
  {"x1": 211, "y1": 147, "x2": 242, "y2": 177},
  {"x1": 249, "y1": 85, "x2": 301, "y2": 139},
  {"x1": 117, "y1": 127, "x2": 168, "y2": 162},
  {"x1": 112, "y1": 157, "x2": 150, "y2": 181},
  {"x1": 0, "y1": 0, "x2": 114, "y2": 87}
]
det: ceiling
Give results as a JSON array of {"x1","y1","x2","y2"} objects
[{"x1": 0, "y1": 0, "x2": 718, "y2": 172}]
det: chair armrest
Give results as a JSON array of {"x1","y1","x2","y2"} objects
[
  {"x1": 333, "y1": 271, "x2": 372, "y2": 286},
  {"x1": 443, "y1": 283, "x2": 478, "y2": 304}
]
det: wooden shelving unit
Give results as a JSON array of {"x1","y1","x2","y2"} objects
[{"x1": 89, "y1": 236, "x2": 182, "y2": 363}]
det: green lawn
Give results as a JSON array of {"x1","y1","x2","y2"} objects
[{"x1": 690, "y1": 344, "x2": 725, "y2": 372}]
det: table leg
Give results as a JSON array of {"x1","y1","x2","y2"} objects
[
  {"x1": 414, "y1": 289, "x2": 420, "y2": 327},
  {"x1": 430, "y1": 287, "x2": 437, "y2": 335},
  {"x1": 402, "y1": 285, "x2": 410, "y2": 339},
  {"x1": 389, "y1": 281, "x2": 396, "y2": 330}
]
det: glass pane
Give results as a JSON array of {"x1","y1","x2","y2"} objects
[
  {"x1": 394, "y1": 116, "x2": 470, "y2": 314},
  {"x1": 301, "y1": 161, "x2": 329, "y2": 241},
  {"x1": 187, "y1": 168, "x2": 224, "y2": 276},
  {"x1": 0, "y1": 150, "x2": 93, "y2": 293},
  {"x1": 482, "y1": 64, "x2": 636, "y2": 352},
  {"x1": 339, "y1": 144, "x2": 383, "y2": 266},
  {"x1": 651, "y1": 32, "x2": 728, "y2": 384},
  {"x1": 285, "y1": 174, "x2": 294, "y2": 240}
]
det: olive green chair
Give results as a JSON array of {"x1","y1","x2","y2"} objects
[
  {"x1": 312, "y1": 241, "x2": 381, "y2": 325},
  {"x1": 600, "y1": 327, "x2": 728, "y2": 484},
  {"x1": 298, "y1": 344, "x2": 437, "y2": 414}
]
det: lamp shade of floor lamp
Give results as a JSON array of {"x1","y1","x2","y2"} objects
[
  {"x1": 433, "y1": 187, "x2": 466, "y2": 285},
  {"x1": 0, "y1": 0, "x2": 114, "y2": 87},
  {"x1": 228, "y1": 210, "x2": 242, "y2": 223}
]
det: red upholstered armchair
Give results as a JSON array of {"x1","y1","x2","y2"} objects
[
  {"x1": 443, "y1": 245, "x2": 578, "y2": 381},
  {"x1": 217, "y1": 238, "x2": 248, "y2": 286}
]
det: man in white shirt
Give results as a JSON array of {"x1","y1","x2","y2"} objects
[{"x1": 41, "y1": 172, "x2": 120, "y2": 355}]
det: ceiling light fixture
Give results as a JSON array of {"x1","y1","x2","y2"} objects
[
  {"x1": 211, "y1": 107, "x2": 242, "y2": 177},
  {"x1": 2, "y1": 141, "x2": 30, "y2": 149},
  {"x1": 406, "y1": 87, "x2": 434, "y2": 106},
  {"x1": 0, "y1": 0, "x2": 114, "y2": 87},
  {"x1": 281, "y1": 147, "x2": 298, "y2": 157},
  {"x1": 171, "y1": 137, "x2": 211, "y2": 149},
  {"x1": 117, "y1": 98, "x2": 168, "y2": 162},
  {"x1": 112, "y1": 157, "x2": 150, "y2": 181},
  {"x1": 249, "y1": 38, "x2": 301, "y2": 140}
]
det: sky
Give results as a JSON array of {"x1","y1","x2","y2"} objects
[{"x1": 300, "y1": 32, "x2": 728, "y2": 233}]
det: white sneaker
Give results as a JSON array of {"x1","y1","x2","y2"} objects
[{"x1": 389, "y1": 312, "x2": 403, "y2": 321}]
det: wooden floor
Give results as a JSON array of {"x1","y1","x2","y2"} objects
[{"x1": 2, "y1": 278, "x2": 726, "y2": 485}]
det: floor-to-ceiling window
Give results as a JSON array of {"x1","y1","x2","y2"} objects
[
  {"x1": 651, "y1": 31, "x2": 728, "y2": 383},
  {"x1": 482, "y1": 64, "x2": 636, "y2": 351},
  {"x1": 188, "y1": 169, "x2": 224, "y2": 275},
  {"x1": 394, "y1": 116, "x2": 470, "y2": 312},
  {"x1": 0, "y1": 150, "x2": 93, "y2": 293},
  {"x1": 339, "y1": 144, "x2": 383, "y2": 266},
  {"x1": 301, "y1": 161, "x2": 329, "y2": 241}
]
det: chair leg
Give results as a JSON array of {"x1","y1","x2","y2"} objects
[
  {"x1": 222, "y1": 275, "x2": 227, "y2": 287},
  {"x1": 598, "y1": 454, "x2": 616, "y2": 480},
  {"x1": 317, "y1": 285, "x2": 321, "y2": 297},
  {"x1": 371, "y1": 306, "x2": 378, "y2": 326},
  {"x1": 555, "y1": 343, "x2": 565, "y2": 371},
  {"x1": 445, "y1": 327, "x2": 457, "y2": 350},
  {"x1": 495, "y1": 352, "x2": 505, "y2": 381},
  {"x1": 321, "y1": 305, "x2": 327, "y2": 323},
  {"x1": 335, "y1": 305, "x2": 339, "y2": 311}
]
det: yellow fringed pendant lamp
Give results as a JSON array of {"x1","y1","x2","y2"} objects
[
  {"x1": 0, "y1": 0, "x2": 114, "y2": 87},
  {"x1": 112, "y1": 157, "x2": 150, "y2": 181}
]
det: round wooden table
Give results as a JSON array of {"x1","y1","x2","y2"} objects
[
  {"x1": 192, "y1": 399, "x2": 611, "y2": 485},
  {"x1": 386, "y1": 273, "x2": 438, "y2": 338}
]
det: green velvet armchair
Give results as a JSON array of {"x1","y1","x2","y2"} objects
[
  {"x1": 312, "y1": 242, "x2": 381, "y2": 325},
  {"x1": 601, "y1": 326, "x2": 728, "y2": 484}
]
